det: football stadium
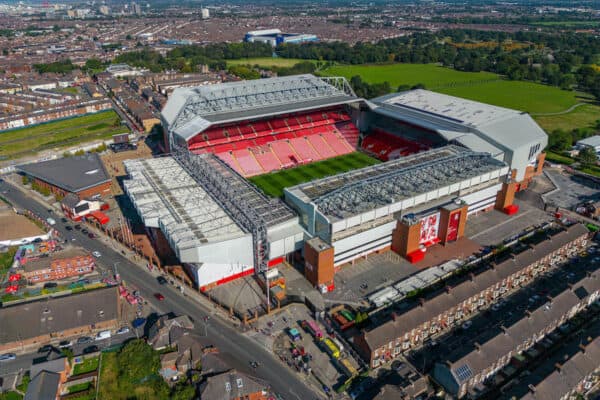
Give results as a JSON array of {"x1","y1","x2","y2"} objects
[{"x1": 124, "y1": 74, "x2": 548, "y2": 292}]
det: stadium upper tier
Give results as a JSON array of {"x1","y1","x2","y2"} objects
[
  {"x1": 161, "y1": 74, "x2": 358, "y2": 147},
  {"x1": 369, "y1": 90, "x2": 547, "y2": 181},
  {"x1": 285, "y1": 146, "x2": 509, "y2": 223}
]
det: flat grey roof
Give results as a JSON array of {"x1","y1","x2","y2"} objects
[
  {"x1": 577, "y1": 135, "x2": 600, "y2": 148},
  {"x1": 18, "y1": 153, "x2": 110, "y2": 194},
  {"x1": 287, "y1": 145, "x2": 508, "y2": 220},
  {"x1": 0, "y1": 287, "x2": 118, "y2": 344}
]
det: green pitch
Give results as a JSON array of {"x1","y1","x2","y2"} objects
[
  {"x1": 249, "y1": 152, "x2": 380, "y2": 197},
  {"x1": 227, "y1": 57, "x2": 314, "y2": 68}
]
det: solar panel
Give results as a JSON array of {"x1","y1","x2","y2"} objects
[{"x1": 455, "y1": 364, "x2": 473, "y2": 382}]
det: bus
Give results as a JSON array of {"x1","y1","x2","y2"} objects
[
  {"x1": 322, "y1": 338, "x2": 340, "y2": 359},
  {"x1": 302, "y1": 319, "x2": 323, "y2": 340},
  {"x1": 338, "y1": 358, "x2": 358, "y2": 378},
  {"x1": 340, "y1": 310, "x2": 355, "y2": 322}
]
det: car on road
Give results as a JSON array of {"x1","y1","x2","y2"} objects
[
  {"x1": 77, "y1": 336, "x2": 93, "y2": 345},
  {"x1": 61, "y1": 218, "x2": 68, "y2": 223},
  {"x1": 0, "y1": 353, "x2": 16, "y2": 362},
  {"x1": 157, "y1": 276, "x2": 167, "y2": 285},
  {"x1": 83, "y1": 345, "x2": 99, "y2": 354},
  {"x1": 58, "y1": 340, "x2": 71, "y2": 349},
  {"x1": 461, "y1": 320, "x2": 473, "y2": 330},
  {"x1": 38, "y1": 345, "x2": 54, "y2": 353},
  {"x1": 92, "y1": 251, "x2": 101, "y2": 258},
  {"x1": 154, "y1": 293, "x2": 165, "y2": 301},
  {"x1": 116, "y1": 327, "x2": 130, "y2": 335},
  {"x1": 322, "y1": 385, "x2": 330, "y2": 394},
  {"x1": 74, "y1": 224, "x2": 81, "y2": 230},
  {"x1": 65, "y1": 226, "x2": 73, "y2": 231},
  {"x1": 82, "y1": 229, "x2": 88, "y2": 234}
]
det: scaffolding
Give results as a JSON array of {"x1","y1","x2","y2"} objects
[{"x1": 171, "y1": 142, "x2": 295, "y2": 275}]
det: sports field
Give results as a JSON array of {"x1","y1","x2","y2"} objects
[
  {"x1": 321, "y1": 63, "x2": 593, "y2": 128},
  {"x1": 250, "y1": 152, "x2": 380, "y2": 197},
  {"x1": 322, "y1": 63, "x2": 499, "y2": 91},
  {"x1": 0, "y1": 110, "x2": 127, "y2": 160},
  {"x1": 227, "y1": 57, "x2": 313, "y2": 68}
]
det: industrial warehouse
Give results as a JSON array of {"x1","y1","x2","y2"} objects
[{"x1": 124, "y1": 74, "x2": 549, "y2": 293}]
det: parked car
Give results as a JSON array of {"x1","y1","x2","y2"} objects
[
  {"x1": 0, "y1": 353, "x2": 16, "y2": 362},
  {"x1": 83, "y1": 345, "x2": 99, "y2": 354},
  {"x1": 43, "y1": 282, "x2": 58, "y2": 289},
  {"x1": 58, "y1": 340, "x2": 71, "y2": 349},
  {"x1": 38, "y1": 345, "x2": 54, "y2": 353},
  {"x1": 95, "y1": 330, "x2": 111, "y2": 341},
  {"x1": 116, "y1": 327, "x2": 130, "y2": 335},
  {"x1": 74, "y1": 224, "x2": 81, "y2": 230},
  {"x1": 461, "y1": 320, "x2": 473, "y2": 330},
  {"x1": 77, "y1": 336, "x2": 93, "y2": 344},
  {"x1": 154, "y1": 293, "x2": 165, "y2": 301},
  {"x1": 81, "y1": 229, "x2": 88, "y2": 234},
  {"x1": 65, "y1": 226, "x2": 73, "y2": 231},
  {"x1": 92, "y1": 251, "x2": 101, "y2": 258},
  {"x1": 157, "y1": 276, "x2": 167, "y2": 285},
  {"x1": 88, "y1": 233, "x2": 96, "y2": 239}
]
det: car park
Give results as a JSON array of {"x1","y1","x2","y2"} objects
[{"x1": 0, "y1": 353, "x2": 16, "y2": 362}]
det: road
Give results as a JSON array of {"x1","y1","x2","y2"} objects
[{"x1": 0, "y1": 179, "x2": 321, "y2": 400}]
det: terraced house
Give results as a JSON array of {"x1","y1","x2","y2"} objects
[
  {"x1": 433, "y1": 272, "x2": 600, "y2": 398},
  {"x1": 353, "y1": 223, "x2": 589, "y2": 368}
]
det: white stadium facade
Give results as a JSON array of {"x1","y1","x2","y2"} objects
[{"x1": 124, "y1": 74, "x2": 548, "y2": 292}]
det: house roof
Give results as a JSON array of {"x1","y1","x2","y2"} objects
[
  {"x1": 446, "y1": 272, "x2": 600, "y2": 385},
  {"x1": 24, "y1": 371, "x2": 61, "y2": 400},
  {"x1": 61, "y1": 193, "x2": 81, "y2": 209},
  {"x1": 18, "y1": 153, "x2": 110, "y2": 194},
  {"x1": 521, "y1": 335, "x2": 600, "y2": 400},
  {"x1": 359, "y1": 224, "x2": 588, "y2": 351},
  {"x1": 199, "y1": 369, "x2": 266, "y2": 400},
  {"x1": 0, "y1": 287, "x2": 118, "y2": 344},
  {"x1": 577, "y1": 135, "x2": 600, "y2": 149},
  {"x1": 30, "y1": 358, "x2": 67, "y2": 381},
  {"x1": 147, "y1": 315, "x2": 194, "y2": 349}
]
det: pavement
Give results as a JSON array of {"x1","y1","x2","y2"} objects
[
  {"x1": 0, "y1": 178, "x2": 323, "y2": 400},
  {"x1": 543, "y1": 169, "x2": 600, "y2": 209}
]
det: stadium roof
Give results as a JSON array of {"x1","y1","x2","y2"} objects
[
  {"x1": 18, "y1": 153, "x2": 110, "y2": 193},
  {"x1": 162, "y1": 74, "x2": 358, "y2": 141},
  {"x1": 286, "y1": 146, "x2": 508, "y2": 221},
  {"x1": 123, "y1": 157, "x2": 245, "y2": 252},
  {"x1": 370, "y1": 90, "x2": 547, "y2": 158}
]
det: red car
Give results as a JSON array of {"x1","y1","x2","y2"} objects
[{"x1": 154, "y1": 293, "x2": 165, "y2": 301}]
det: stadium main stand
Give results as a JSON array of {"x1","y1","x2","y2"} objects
[{"x1": 188, "y1": 109, "x2": 359, "y2": 177}]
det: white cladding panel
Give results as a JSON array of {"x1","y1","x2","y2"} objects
[
  {"x1": 438, "y1": 186, "x2": 450, "y2": 196},
  {"x1": 460, "y1": 183, "x2": 502, "y2": 205},
  {"x1": 390, "y1": 201, "x2": 403, "y2": 213},
  {"x1": 192, "y1": 262, "x2": 255, "y2": 288},
  {"x1": 179, "y1": 235, "x2": 253, "y2": 265},
  {"x1": 449, "y1": 183, "x2": 461, "y2": 193},
  {"x1": 361, "y1": 210, "x2": 375, "y2": 223},
  {"x1": 332, "y1": 220, "x2": 347, "y2": 233},
  {"x1": 332, "y1": 220, "x2": 396, "y2": 256},
  {"x1": 375, "y1": 206, "x2": 389, "y2": 219}
]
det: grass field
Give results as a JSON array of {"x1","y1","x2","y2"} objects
[
  {"x1": 322, "y1": 63, "x2": 499, "y2": 90},
  {"x1": 227, "y1": 57, "x2": 313, "y2": 68},
  {"x1": 321, "y1": 62, "x2": 595, "y2": 129},
  {"x1": 533, "y1": 104, "x2": 600, "y2": 133},
  {"x1": 249, "y1": 152, "x2": 380, "y2": 197},
  {"x1": 0, "y1": 110, "x2": 127, "y2": 160}
]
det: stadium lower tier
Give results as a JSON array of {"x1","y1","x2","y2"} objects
[
  {"x1": 362, "y1": 128, "x2": 431, "y2": 161},
  {"x1": 194, "y1": 128, "x2": 357, "y2": 177}
]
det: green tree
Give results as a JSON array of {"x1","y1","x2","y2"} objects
[
  {"x1": 579, "y1": 146, "x2": 598, "y2": 166},
  {"x1": 548, "y1": 129, "x2": 572, "y2": 152},
  {"x1": 170, "y1": 383, "x2": 196, "y2": 400},
  {"x1": 117, "y1": 339, "x2": 160, "y2": 382},
  {"x1": 84, "y1": 58, "x2": 104, "y2": 71}
]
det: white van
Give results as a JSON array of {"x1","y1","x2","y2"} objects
[
  {"x1": 46, "y1": 218, "x2": 56, "y2": 226},
  {"x1": 95, "y1": 330, "x2": 111, "y2": 341}
]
